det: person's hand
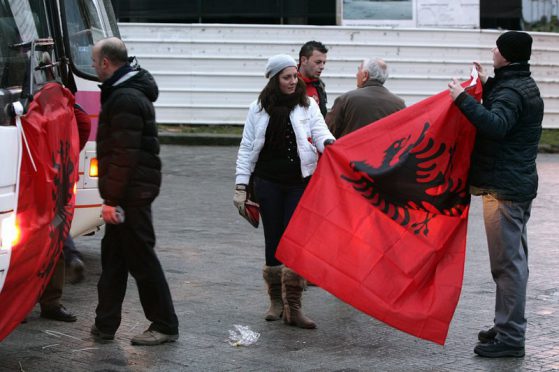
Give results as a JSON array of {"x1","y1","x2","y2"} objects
[
  {"x1": 233, "y1": 184, "x2": 247, "y2": 213},
  {"x1": 102, "y1": 204, "x2": 120, "y2": 224},
  {"x1": 473, "y1": 61, "x2": 488, "y2": 84},
  {"x1": 448, "y1": 78, "x2": 465, "y2": 101}
]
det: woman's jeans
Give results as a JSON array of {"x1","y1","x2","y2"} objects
[{"x1": 254, "y1": 177, "x2": 307, "y2": 266}]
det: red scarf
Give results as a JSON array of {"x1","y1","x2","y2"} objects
[{"x1": 298, "y1": 73, "x2": 320, "y2": 105}]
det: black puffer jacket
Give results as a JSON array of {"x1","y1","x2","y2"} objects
[
  {"x1": 455, "y1": 63, "x2": 543, "y2": 202},
  {"x1": 96, "y1": 67, "x2": 161, "y2": 207}
]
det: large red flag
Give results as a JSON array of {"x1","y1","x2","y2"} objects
[
  {"x1": 0, "y1": 83, "x2": 79, "y2": 341},
  {"x1": 276, "y1": 78, "x2": 482, "y2": 345}
]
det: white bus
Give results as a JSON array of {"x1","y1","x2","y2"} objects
[{"x1": 0, "y1": 0, "x2": 119, "y2": 287}]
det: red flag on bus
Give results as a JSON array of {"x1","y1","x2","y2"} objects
[
  {"x1": 276, "y1": 77, "x2": 482, "y2": 345},
  {"x1": 0, "y1": 83, "x2": 79, "y2": 342}
]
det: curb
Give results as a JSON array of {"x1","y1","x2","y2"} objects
[
  {"x1": 159, "y1": 133, "x2": 241, "y2": 146},
  {"x1": 538, "y1": 144, "x2": 559, "y2": 154},
  {"x1": 159, "y1": 133, "x2": 559, "y2": 153}
]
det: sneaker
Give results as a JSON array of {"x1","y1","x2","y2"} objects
[
  {"x1": 474, "y1": 339, "x2": 525, "y2": 358},
  {"x1": 131, "y1": 329, "x2": 178, "y2": 346},
  {"x1": 90, "y1": 324, "x2": 115, "y2": 341},
  {"x1": 478, "y1": 327, "x2": 497, "y2": 343},
  {"x1": 67, "y1": 257, "x2": 85, "y2": 284}
]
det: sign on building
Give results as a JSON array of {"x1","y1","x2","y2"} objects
[{"x1": 340, "y1": 0, "x2": 480, "y2": 29}]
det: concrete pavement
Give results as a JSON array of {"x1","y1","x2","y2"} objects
[{"x1": 0, "y1": 146, "x2": 558, "y2": 371}]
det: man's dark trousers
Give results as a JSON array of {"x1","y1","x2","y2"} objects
[{"x1": 94, "y1": 204, "x2": 178, "y2": 335}]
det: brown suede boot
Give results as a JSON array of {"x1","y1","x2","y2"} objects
[
  {"x1": 262, "y1": 265, "x2": 284, "y2": 321},
  {"x1": 281, "y1": 267, "x2": 316, "y2": 329}
]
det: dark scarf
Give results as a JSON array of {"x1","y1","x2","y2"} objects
[
  {"x1": 102, "y1": 64, "x2": 133, "y2": 88},
  {"x1": 99, "y1": 64, "x2": 133, "y2": 103},
  {"x1": 264, "y1": 92, "x2": 300, "y2": 149}
]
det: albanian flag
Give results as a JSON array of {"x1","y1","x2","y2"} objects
[
  {"x1": 276, "y1": 76, "x2": 482, "y2": 345},
  {"x1": 0, "y1": 83, "x2": 79, "y2": 341}
]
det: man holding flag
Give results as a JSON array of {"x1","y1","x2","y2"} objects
[{"x1": 449, "y1": 31, "x2": 543, "y2": 358}]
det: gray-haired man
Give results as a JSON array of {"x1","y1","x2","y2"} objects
[{"x1": 326, "y1": 58, "x2": 405, "y2": 138}]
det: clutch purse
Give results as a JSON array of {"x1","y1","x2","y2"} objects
[
  {"x1": 240, "y1": 199, "x2": 260, "y2": 228},
  {"x1": 238, "y1": 176, "x2": 259, "y2": 228}
]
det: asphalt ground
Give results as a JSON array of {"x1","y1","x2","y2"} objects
[{"x1": 1, "y1": 146, "x2": 558, "y2": 372}]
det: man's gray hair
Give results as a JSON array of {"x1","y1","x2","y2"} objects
[{"x1": 362, "y1": 58, "x2": 388, "y2": 84}]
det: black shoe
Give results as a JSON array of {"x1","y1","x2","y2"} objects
[
  {"x1": 40, "y1": 305, "x2": 77, "y2": 322},
  {"x1": 90, "y1": 324, "x2": 115, "y2": 341},
  {"x1": 474, "y1": 339, "x2": 525, "y2": 358},
  {"x1": 67, "y1": 257, "x2": 85, "y2": 284},
  {"x1": 478, "y1": 327, "x2": 497, "y2": 343}
]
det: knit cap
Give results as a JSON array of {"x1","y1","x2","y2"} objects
[
  {"x1": 496, "y1": 31, "x2": 533, "y2": 63},
  {"x1": 264, "y1": 54, "x2": 297, "y2": 79}
]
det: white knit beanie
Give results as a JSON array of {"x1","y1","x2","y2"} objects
[{"x1": 264, "y1": 54, "x2": 297, "y2": 79}]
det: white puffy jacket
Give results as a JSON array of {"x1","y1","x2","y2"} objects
[{"x1": 235, "y1": 98, "x2": 335, "y2": 185}]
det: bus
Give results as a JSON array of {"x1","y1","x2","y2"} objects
[{"x1": 0, "y1": 0, "x2": 118, "y2": 298}]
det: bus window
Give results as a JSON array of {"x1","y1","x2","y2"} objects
[
  {"x1": 64, "y1": 0, "x2": 118, "y2": 78},
  {"x1": 0, "y1": 0, "x2": 49, "y2": 90}
]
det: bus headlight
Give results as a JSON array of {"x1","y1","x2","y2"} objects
[
  {"x1": 89, "y1": 157, "x2": 98, "y2": 177},
  {"x1": 1, "y1": 215, "x2": 20, "y2": 250}
]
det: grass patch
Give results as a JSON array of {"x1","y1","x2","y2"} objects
[
  {"x1": 540, "y1": 129, "x2": 559, "y2": 152},
  {"x1": 541, "y1": 129, "x2": 559, "y2": 144}
]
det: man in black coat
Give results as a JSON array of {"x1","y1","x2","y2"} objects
[
  {"x1": 449, "y1": 31, "x2": 543, "y2": 358},
  {"x1": 90, "y1": 37, "x2": 178, "y2": 345}
]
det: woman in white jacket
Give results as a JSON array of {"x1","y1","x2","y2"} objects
[{"x1": 234, "y1": 54, "x2": 335, "y2": 329}]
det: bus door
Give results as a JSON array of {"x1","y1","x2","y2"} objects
[{"x1": 60, "y1": 0, "x2": 120, "y2": 237}]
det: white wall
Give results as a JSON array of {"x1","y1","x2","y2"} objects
[{"x1": 119, "y1": 23, "x2": 559, "y2": 128}]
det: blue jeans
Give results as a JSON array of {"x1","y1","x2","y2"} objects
[
  {"x1": 63, "y1": 236, "x2": 82, "y2": 264},
  {"x1": 482, "y1": 194, "x2": 532, "y2": 347},
  {"x1": 253, "y1": 177, "x2": 307, "y2": 266}
]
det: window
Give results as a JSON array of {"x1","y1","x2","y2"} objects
[
  {"x1": 64, "y1": 0, "x2": 117, "y2": 77},
  {"x1": 0, "y1": 0, "x2": 49, "y2": 90}
]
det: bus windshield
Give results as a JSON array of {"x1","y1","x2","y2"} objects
[
  {"x1": 63, "y1": 0, "x2": 119, "y2": 78},
  {"x1": 0, "y1": 0, "x2": 50, "y2": 89}
]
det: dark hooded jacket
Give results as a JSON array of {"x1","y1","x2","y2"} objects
[
  {"x1": 454, "y1": 63, "x2": 543, "y2": 202},
  {"x1": 96, "y1": 67, "x2": 161, "y2": 207}
]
